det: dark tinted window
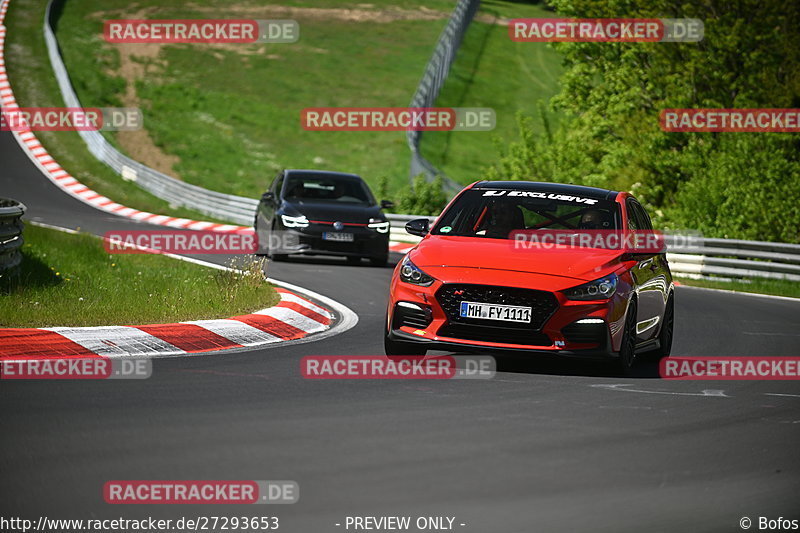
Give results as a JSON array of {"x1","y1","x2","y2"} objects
[
  {"x1": 626, "y1": 199, "x2": 639, "y2": 230},
  {"x1": 633, "y1": 202, "x2": 653, "y2": 230},
  {"x1": 271, "y1": 172, "x2": 284, "y2": 195},
  {"x1": 283, "y1": 174, "x2": 375, "y2": 205},
  {"x1": 432, "y1": 189, "x2": 620, "y2": 239},
  {"x1": 626, "y1": 199, "x2": 652, "y2": 230}
]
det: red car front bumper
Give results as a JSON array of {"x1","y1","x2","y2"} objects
[{"x1": 387, "y1": 266, "x2": 632, "y2": 357}]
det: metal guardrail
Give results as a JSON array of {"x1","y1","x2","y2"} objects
[
  {"x1": 387, "y1": 214, "x2": 433, "y2": 243},
  {"x1": 43, "y1": 0, "x2": 477, "y2": 223},
  {"x1": 665, "y1": 237, "x2": 800, "y2": 282},
  {"x1": 407, "y1": 0, "x2": 479, "y2": 194},
  {"x1": 0, "y1": 198, "x2": 26, "y2": 272},
  {"x1": 44, "y1": 0, "x2": 258, "y2": 226},
  {"x1": 386, "y1": 216, "x2": 800, "y2": 282},
  {"x1": 38, "y1": 2, "x2": 800, "y2": 283}
]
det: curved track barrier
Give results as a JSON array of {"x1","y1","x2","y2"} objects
[
  {"x1": 20, "y1": 1, "x2": 800, "y2": 283},
  {"x1": 406, "y1": 0, "x2": 479, "y2": 194},
  {"x1": 0, "y1": 198, "x2": 25, "y2": 272},
  {"x1": 41, "y1": 0, "x2": 477, "y2": 221},
  {"x1": 664, "y1": 237, "x2": 800, "y2": 282},
  {"x1": 386, "y1": 215, "x2": 800, "y2": 282},
  {"x1": 43, "y1": 0, "x2": 258, "y2": 225}
]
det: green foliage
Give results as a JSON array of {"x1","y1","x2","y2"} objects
[
  {"x1": 52, "y1": 0, "x2": 455, "y2": 201},
  {"x1": 376, "y1": 176, "x2": 391, "y2": 205},
  {"x1": 397, "y1": 175, "x2": 449, "y2": 215},
  {"x1": 668, "y1": 135, "x2": 800, "y2": 243},
  {"x1": 485, "y1": 0, "x2": 800, "y2": 242},
  {"x1": 421, "y1": 1, "x2": 565, "y2": 184}
]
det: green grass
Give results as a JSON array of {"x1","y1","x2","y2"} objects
[
  {"x1": 676, "y1": 276, "x2": 800, "y2": 299},
  {"x1": 2, "y1": 0, "x2": 231, "y2": 223},
  {"x1": 48, "y1": 0, "x2": 457, "y2": 201},
  {"x1": 7, "y1": 0, "x2": 564, "y2": 211},
  {"x1": 422, "y1": 1, "x2": 564, "y2": 184},
  {"x1": 39, "y1": 0, "x2": 565, "y2": 204},
  {"x1": 0, "y1": 225, "x2": 279, "y2": 328}
]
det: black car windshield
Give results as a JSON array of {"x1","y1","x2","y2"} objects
[
  {"x1": 283, "y1": 174, "x2": 375, "y2": 205},
  {"x1": 432, "y1": 188, "x2": 620, "y2": 239}
]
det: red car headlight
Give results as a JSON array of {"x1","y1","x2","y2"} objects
[
  {"x1": 399, "y1": 256, "x2": 435, "y2": 287},
  {"x1": 564, "y1": 273, "x2": 618, "y2": 300}
]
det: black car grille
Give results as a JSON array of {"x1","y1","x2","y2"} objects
[
  {"x1": 436, "y1": 284, "x2": 558, "y2": 331},
  {"x1": 299, "y1": 234, "x2": 369, "y2": 253},
  {"x1": 437, "y1": 324, "x2": 551, "y2": 347}
]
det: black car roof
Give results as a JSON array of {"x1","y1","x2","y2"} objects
[
  {"x1": 285, "y1": 169, "x2": 363, "y2": 181},
  {"x1": 472, "y1": 180, "x2": 619, "y2": 201}
]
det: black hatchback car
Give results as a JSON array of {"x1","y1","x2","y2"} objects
[{"x1": 254, "y1": 170, "x2": 393, "y2": 265}]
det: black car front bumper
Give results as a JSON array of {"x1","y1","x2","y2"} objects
[{"x1": 274, "y1": 226, "x2": 389, "y2": 258}]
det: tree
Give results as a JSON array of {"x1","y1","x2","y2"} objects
[{"x1": 488, "y1": 0, "x2": 800, "y2": 241}]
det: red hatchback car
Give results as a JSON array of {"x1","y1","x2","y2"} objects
[{"x1": 385, "y1": 181, "x2": 674, "y2": 372}]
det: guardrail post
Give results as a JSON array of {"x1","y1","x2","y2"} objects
[{"x1": 407, "y1": 0, "x2": 480, "y2": 194}]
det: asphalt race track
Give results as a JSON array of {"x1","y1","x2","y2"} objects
[{"x1": 1, "y1": 129, "x2": 799, "y2": 532}]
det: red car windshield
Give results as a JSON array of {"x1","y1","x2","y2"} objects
[{"x1": 432, "y1": 189, "x2": 620, "y2": 239}]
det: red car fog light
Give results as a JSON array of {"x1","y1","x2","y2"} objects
[
  {"x1": 393, "y1": 301, "x2": 433, "y2": 330},
  {"x1": 561, "y1": 318, "x2": 608, "y2": 345}
]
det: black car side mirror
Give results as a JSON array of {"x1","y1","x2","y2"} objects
[
  {"x1": 261, "y1": 191, "x2": 275, "y2": 203},
  {"x1": 405, "y1": 218, "x2": 430, "y2": 237},
  {"x1": 380, "y1": 200, "x2": 395, "y2": 209}
]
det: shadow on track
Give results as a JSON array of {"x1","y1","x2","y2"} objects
[
  {"x1": 271, "y1": 252, "x2": 404, "y2": 269},
  {"x1": 435, "y1": 350, "x2": 665, "y2": 379}
]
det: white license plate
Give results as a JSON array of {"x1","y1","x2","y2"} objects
[
  {"x1": 323, "y1": 232, "x2": 354, "y2": 242},
  {"x1": 459, "y1": 301, "x2": 532, "y2": 323}
]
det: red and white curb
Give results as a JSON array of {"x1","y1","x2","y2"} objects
[
  {"x1": 0, "y1": 288, "x2": 334, "y2": 359},
  {"x1": 2, "y1": 9, "x2": 418, "y2": 250},
  {"x1": 0, "y1": 9, "x2": 249, "y2": 235},
  {"x1": 0, "y1": 5, "x2": 359, "y2": 360}
]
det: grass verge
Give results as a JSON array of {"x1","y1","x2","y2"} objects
[
  {"x1": 422, "y1": 1, "x2": 564, "y2": 184},
  {"x1": 48, "y1": 0, "x2": 455, "y2": 201},
  {"x1": 35, "y1": 0, "x2": 564, "y2": 203},
  {"x1": 3, "y1": 0, "x2": 232, "y2": 223},
  {"x1": 0, "y1": 224, "x2": 279, "y2": 328},
  {"x1": 676, "y1": 276, "x2": 800, "y2": 299}
]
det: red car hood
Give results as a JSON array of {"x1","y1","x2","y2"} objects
[{"x1": 411, "y1": 235, "x2": 624, "y2": 282}]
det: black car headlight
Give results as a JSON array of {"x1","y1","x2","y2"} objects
[
  {"x1": 368, "y1": 219, "x2": 390, "y2": 233},
  {"x1": 399, "y1": 256, "x2": 435, "y2": 287},
  {"x1": 564, "y1": 273, "x2": 618, "y2": 300},
  {"x1": 281, "y1": 214, "x2": 309, "y2": 228}
]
